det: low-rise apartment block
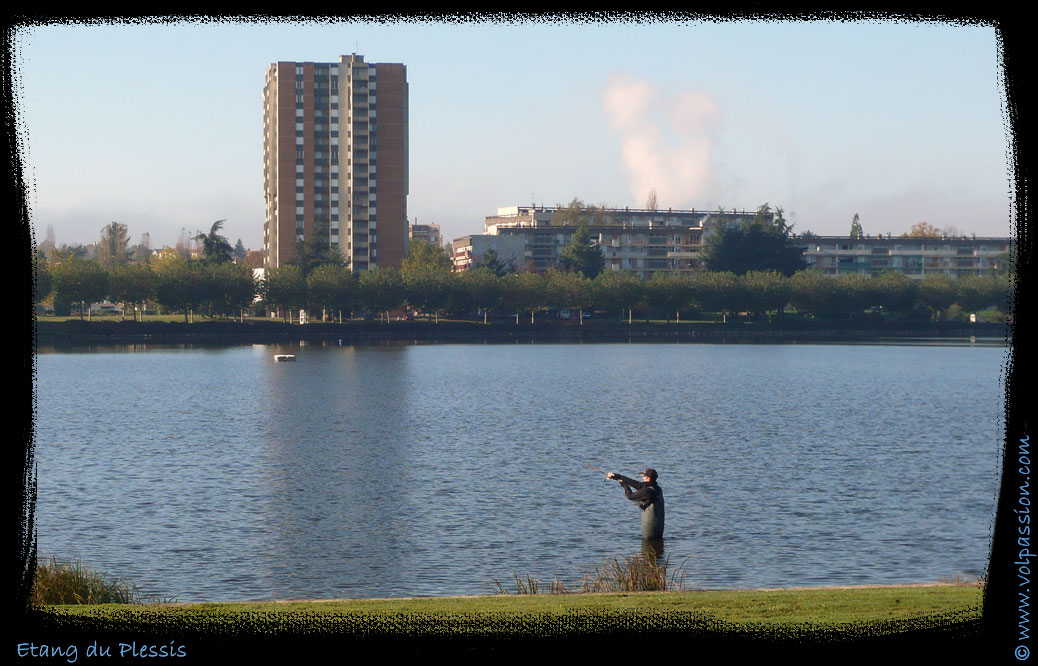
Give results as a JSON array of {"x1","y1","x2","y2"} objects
[
  {"x1": 800, "y1": 234, "x2": 1011, "y2": 278},
  {"x1": 409, "y1": 222, "x2": 442, "y2": 247},
  {"x1": 470, "y1": 205, "x2": 758, "y2": 278},
  {"x1": 455, "y1": 205, "x2": 1012, "y2": 280},
  {"x1": 452, "y1": 233, "x2": 529, "y2": 272}
]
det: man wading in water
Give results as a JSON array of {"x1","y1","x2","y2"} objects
[{"x1": 607, "y1": 468, "x2": 664, "y2": 540}]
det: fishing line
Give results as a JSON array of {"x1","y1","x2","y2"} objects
[{"x1": 557, "y1": 450, "x2": 611, "y2": 480}]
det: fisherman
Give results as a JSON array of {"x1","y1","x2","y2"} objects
[{"x1": 607, "y1": 468, "x2": 664, "y2": 540}]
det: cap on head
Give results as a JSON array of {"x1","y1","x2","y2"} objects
[{"x1": 641, "y1": 468, "x2": 658, "y2": 481}]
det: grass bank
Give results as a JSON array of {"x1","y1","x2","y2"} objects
[
  {"x1": 29, "y1": 584, "x2": 984, "y2": 658},
  {"x1": 44, "y1": 582, "x2": 982, "y2": 624},
  {"x1": 26, "y1": 556, "x2": 985, "y2": 655}
]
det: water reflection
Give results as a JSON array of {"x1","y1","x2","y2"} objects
[{"x1": 256, "y1": 345, "x2": 412, "y2": 599}]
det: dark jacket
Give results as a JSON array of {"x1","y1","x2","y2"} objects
[{"x1": 615, "y1": 474, "x2": 665, "y2": 539}]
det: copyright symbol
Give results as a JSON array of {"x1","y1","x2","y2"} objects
[{"x1": 1016, "y1": 645, "x2": 1029, "y2": 660}]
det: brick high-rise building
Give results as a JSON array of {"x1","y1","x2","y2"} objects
[{"x1": 263, "y1": 55, "x2": 408, "y2": 272}]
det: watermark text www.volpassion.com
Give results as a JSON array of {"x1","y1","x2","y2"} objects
[{"x1": 1016, "y1": 434, "x2": 1032, "y2": 660}]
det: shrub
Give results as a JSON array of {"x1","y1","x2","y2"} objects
[{"x1": 33, "y1": 556, "x2": 157, "y2": 605}]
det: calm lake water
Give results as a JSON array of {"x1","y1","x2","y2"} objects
[{"x1": 32, "y1": 340, "x2": 1006, "y2": 602}]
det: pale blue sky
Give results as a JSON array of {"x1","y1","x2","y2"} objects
[{"x1": 14, "y1": 17, "x2": 1011, "y2": 252}]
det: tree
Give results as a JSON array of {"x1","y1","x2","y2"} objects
[
  {"x1": 291, "y1": 218, "x2": 341, "y2": 274},
  {"x1": 990, "y1": 250, "x2": 1013, "y2": 278},
  {"x1": 868, "y1": 271, "x2": 919, "y2": 318},
  {"x1": 107, "y1": 263, "x2": 155, "y2": 322},
  {"x1": 194, "y1": 220, "x2": 234, "y2": 264},
  {"x1": 546, "y1": 270, "x2": 594, "y2": 324},
  {"x1": 404, "y1": 264, "x2": 453, "y2": 322},
  {"x1": 402, "y1": 239, "x2": 452, "y2": 277},
  {"x1": 151, "y1": 254, "x2": 207, "y2": 323},
  {"x1": 690, "y1": 271, "x2": 740, "y2": 323},
  {"x1": 916, "y1": 273, "x2": 957, "y2": 321},
  {"x1": 789, "y1": 270, "x2": 843, "y2": 319},
  {"x1": 558, "y1": 225, "x2": 605, "y2": 279},
  {"x1": 129, "y1": 232, "x2": 152, "y2": 264},
  {"x1": 702, "y1": 203, "x2": 807, "y2": 276},
  {"x1": 902, "y1": 222, "x2": 942, "y2": 238},
  {"x1": 832, "y1": 273, "x2": 874, "y2": 318},
  {"x1": 849, "y1": 214, "x2": 863, "y2": 240},
  {"x1": 400, "y1": 240, "x2": 453, "y2": 321},
  {"x1": 456, "y1": 267, "x2": 502, "y2": 324},
  {"x1": 205, "y1": 262, "x2": 257, "y2": 321},
  {"x1": 551, "y1": 197, "x2": 613, "y2": 227},
  {"x1": 49, "y1": 244, "x2": 88, "y2": 262},
  {"x1": 592, "y1": 270, "x2": 643, "y2": 324},
  {"x1": 307, "y1": 264, "x2": 356, "y2": 322},
  {"x1": 738, "y1": 271, "x2": 791, "y2": 321},
  {"x1": 240, "y1": 252, "x2": 264, "y2": 270},
  {"x1": 501, "y1": 271, "x2": 547, "y2": 324},
  {"x1": 358, "y1": 267, "x2": 405, "y2": 323},
  {"x1": 955, "y1": 275, "x2": 994, "y2": 314},
  {"x1": 97, "y1": 222, "x2": 130, "y2": 270},
  {"x1": 33, "y1": 258, "x2": 52, "y2": 305},
  {"x1": 175, "y1": 228, "x2": 194, "y2": 259},
  {"x1": 37, "y1": 224, "x2": 56, "y2": 262},
  {"x1": 477, "y1": 248, "x2": 516, "y2": 277},
  {"x1": 262, "y1": 265, "x2": 308, "y2": 322},
  {"x1": 49, "y1": 257, "x2": 108, "y2": 320},
  {"x1": 233, "y1": 239, "x2": 247, "y2": 263},
  {"x1": 644, "y1": 272, "x2": 693, "y2": 323},
  {"x1": 645, "y1": 188, "x2": 658, "y2": 211}
]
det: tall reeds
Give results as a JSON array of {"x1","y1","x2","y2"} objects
[
  {"x1": 488, "y1": 554, "x2": 691, "y2": 595},
  {"x1": 32, "y1": 556, "x2": 158, "y2": 605}
]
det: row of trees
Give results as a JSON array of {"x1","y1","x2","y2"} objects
[
  {"x1": 37, "y1": 254, "x2": 257, "y2": 322},
  {"x1": 36, "y1": 250, "x2": 1011, "y2": 325},
  {"x1": 38, "y1": 220, "x2": 254, "y2": 268}
]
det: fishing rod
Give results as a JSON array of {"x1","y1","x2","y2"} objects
[{"x1": 559, "y1": 451, "x2": 612, "y2": 480}]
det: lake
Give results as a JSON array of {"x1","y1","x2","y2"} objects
[{"x1": 32, "y1": 339, "x2": 1006, "y2": 602}]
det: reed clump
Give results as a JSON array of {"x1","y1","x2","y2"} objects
[
  {"x1": 488, "y1": 554, "x2": 690, "y2": 595},
  {"x1": 578, "y1": 554, "x2": 685, "y2": 593},
  {"x1": 32, "y1": 556, "x2": 158, "y2": 605}
]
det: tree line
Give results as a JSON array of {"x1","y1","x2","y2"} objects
[{"x1": 34, "y1": 248, "x2": 1011, "y2": 325}]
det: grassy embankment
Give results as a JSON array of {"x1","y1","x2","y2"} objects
[
  {"x1": 32, "y1": 555, "x2": 982, "y2": 631},
  {"x1": 45, "y1": 583, "x2": 982, "y2": 625}
]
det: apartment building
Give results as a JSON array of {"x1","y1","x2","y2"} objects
[
  {"x1": 263, "y1": 55, "x2": 408, "y2": 272},
  {"x1": 451, "y1": 234, "x2": 528, "y2": 272},
  {"x1": 409, "y1": 222, "x2": 442, "y2": 248},
  {"x1": 799, "y1": 234, "x2": 1012, "y2": 278},
  {"x1": 464, "y1": 206, "x2": 1012, "y2": 280},
  {"x1": 469, "y1": 205, "x2": 759, "y2": 278}
]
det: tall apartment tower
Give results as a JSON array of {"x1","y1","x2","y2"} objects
[{"x1": 263, "y1": 55, "x2": 408, "y2": 272}]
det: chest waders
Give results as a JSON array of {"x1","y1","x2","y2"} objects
[{"x1": 641, "y1": 489, "x2": 665, "y2": 540}]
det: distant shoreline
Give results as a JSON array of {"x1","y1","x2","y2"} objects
[{"x1": 35, "y1": 318, "x2": 1008, "y2": 346}]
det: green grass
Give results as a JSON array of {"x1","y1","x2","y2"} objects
[
  {"x1": 43, "y1": 583, "x2": 982, "y2": 626},
  {"x1": 32, "y1": 551, "x2": 981, "y2": 627}
]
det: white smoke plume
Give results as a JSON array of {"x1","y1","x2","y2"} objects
[{"x1": 602, "y1": 72, "x2": 720, "y2": 208}]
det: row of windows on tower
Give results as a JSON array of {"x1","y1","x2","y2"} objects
[
  {"x1": 294, "y1": 99, "x2": 379, "y2": 113},
  {"x1": 295, "y1": 128, "x2": 376, "y2": 139},
  {"x1": 295, "y1": 153, "x2": 378, "y2": 166}
]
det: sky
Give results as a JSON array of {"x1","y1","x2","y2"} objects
[{"x1": 12, "y1": 17, "x2": 1013, "y2": 253}]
